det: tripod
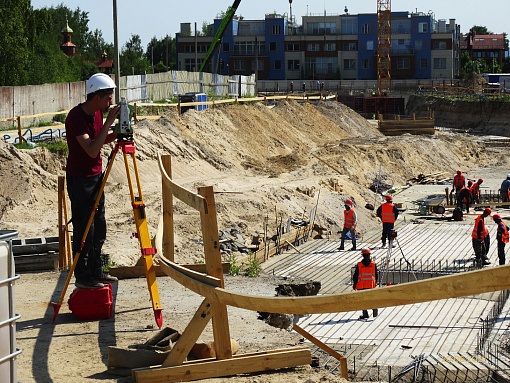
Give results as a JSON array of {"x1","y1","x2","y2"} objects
[
  {"x1": 378, "y1": 230, "x2": 417, "y2": 286},
  {"x1": 52, "y1": 136, "x2": 163, "y2": 327}
]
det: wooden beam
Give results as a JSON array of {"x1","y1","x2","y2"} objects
[
  {"x1": 160, "y1": 155, "x2": 174, "y2": 262},
  {"x1": 157, "y1": 257, "x2": 510, "y2": 315},
  {"x1": 293, "y1": 324, "x2": 348, "y2": 380},
  {"x1": 133, "y1": 346, "x2": 311, "y2": 383},
  {"x1": 108, "y1": 263, "x2": 230, "y2": 279}
]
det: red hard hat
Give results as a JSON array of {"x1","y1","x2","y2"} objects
[
  {"x1": 467, "y1": 180, "x2": 473, "y2": 186},
  {"x1": 361, "y1": 247, "x2": 371, "y2": 255},
  {"x1": 345, "y1": 199, "x2": 353, "y2": 206},
  {"x1": 456, "y1": 170, "x2": 461, "y2": 175},
  {"x1": 478, "y1": 178, "x2": 483, "y2": 183},
  {"x1": 493, "y1": 214, "x2": 502, "y2": 220},
  {"x1": 484, "y1": 207, "x2": 492, "y2": 215},
  {"x1": 385, "y1": 195, "x2": 393, "y2": 201}
]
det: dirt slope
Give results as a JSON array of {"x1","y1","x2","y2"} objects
[{"x1": 0, "y1": 99, "x2": 504, "y2": 265}]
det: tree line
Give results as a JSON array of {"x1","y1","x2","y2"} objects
[{"x1": 0, "y1": 1, "x2": 176, "y2": 86}]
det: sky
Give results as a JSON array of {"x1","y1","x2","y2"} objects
[{"x1": 31, "y1": 0, "x2": 507, "y2": 48}]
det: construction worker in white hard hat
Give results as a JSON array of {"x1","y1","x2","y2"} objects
[
  {"x1": 492, "y1": 214, "x2": 508, "y2": 265},
  {"x1": 500, "y1": 174, "x2": 510, "y2": 203},
  {"x1": 352, "y1": 247, "x2": 378, "y2": 320},
  {"x1": 376, "y1": 194, "x2": 399, "y2": 248},
  {"x1": 471, "y1": 207, "x2": 492, "y2": 267},
  {"x1": 65, "y1": 73, "x2": 120, "y2": 289},
  {"x1": 338, "y1": 199, "x2": 357, "y2": 251}
]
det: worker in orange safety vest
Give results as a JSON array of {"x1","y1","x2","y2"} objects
[
  {"x1": 352, "y1": 247, "x2": 378, "y2": 320},
  {"x1": 471, "y1": 207, "x2": 492, "y2": 267},
  {"x1": 376, "y1": 194, "x2": 399, "y2": 247},
  {"x1": 453, "y1": 170, "x2": 466, "y2": 204},
  {"x1": 493, "y1": 214, "x2": 509, "y2": 265},
  {"x1": 471, "y1": 178, "x2": 483, "y2": 204},
  {"x1": 338, "y1": 199, "x2": 357, "y2": 251}
]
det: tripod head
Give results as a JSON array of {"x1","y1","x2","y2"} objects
[{"x1": 390, "y1": 229, "x2": 397, "y2": 240}]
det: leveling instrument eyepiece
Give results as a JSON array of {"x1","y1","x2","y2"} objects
[{"x1": 115, "y1": 97, "x2": 133, "y2": 141}]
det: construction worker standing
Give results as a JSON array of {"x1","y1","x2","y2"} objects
[
  {"x1": 492, "y1": 214, "x2": 508, "y2": 265},
  {"x1": 376, "y1": 195, "x2": 399, "y2": 247},
  {"x1": 500, "y1": 174, "x2": 510, "y2": 203},
  {"x1": 353, "y1": 247, "x2": 378, "y2": 320},
  {"x1": 471, "y1": 208, "x2": 492, "y2": 267},
  {"x1": 453, "y1": 170, "x2": 465, "y2": 203},
  {"x1": 457, "y1": 184, "x2": 472, "y2": 213},
  {"x1": 339, "y1": 199, "x2": 357, "y2": 251},
  {"x1": 471, "y1": 178, "x2": 483, "y2": 204}
]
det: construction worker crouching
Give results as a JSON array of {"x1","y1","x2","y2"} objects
[
  {"x1": 352, "y1": 247, "x2": 378, "y2": 320},
  {"x1": 493, "y1": 214, "x2": 508, "y2": 265},
  {"x1": 471, "y1": 207, "x2": 492, "y2": 267},
  {"x1": 339, "y1": 199, "x2": 357, "y2": 251},
  {"x1": 376, "y1": 194, "x2": 399, "y2": 248}
]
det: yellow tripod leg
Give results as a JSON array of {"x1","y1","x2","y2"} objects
[{"x1": 121, "y1": 142, "x2": 163, "y2": 328}]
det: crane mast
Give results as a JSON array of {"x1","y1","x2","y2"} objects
[{"x1": 377, "y1": 0, "x2": 391, "y2": 95}]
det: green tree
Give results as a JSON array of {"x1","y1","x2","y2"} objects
[
  {"x1": 120, "y1": 34, "x2": 150, "y2": 76},
  {"x1": 145, "y1": 35, "x2": 176, "y2": 72},
  {"x1": 470, "y1": 25, "x2": 492, "y2": 35},
  {"x1": 0, "y1": 0, "x2": 30, "y2": 85}
]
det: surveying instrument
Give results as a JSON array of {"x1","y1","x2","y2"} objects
[
  {"x1": 52, "y1": 98, "x2": 164, "y2": 327},
  {"x1": 378, "y1": 229, "x2": 417, "y2": 286}
]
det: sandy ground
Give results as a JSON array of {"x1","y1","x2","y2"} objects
[{"x1": 2, "y1": 99, "x2": 509, "y2": 382}]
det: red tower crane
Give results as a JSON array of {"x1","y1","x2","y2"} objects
[{"x1": 377, "y1": 0, "x2": 391, "y2": 95}]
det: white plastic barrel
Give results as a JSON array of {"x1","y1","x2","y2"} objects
[{"x1": 0, "y1": 230, "x2": 20, "y2": 383}]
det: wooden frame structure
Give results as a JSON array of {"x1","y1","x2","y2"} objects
[{"x1": 131, "y1": 153, "x2": 510, "y2": 382}]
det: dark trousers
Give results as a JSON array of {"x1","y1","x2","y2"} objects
[
  {"x1": 472, "y1": 237, "x2": 489, "y2": 260},
  {"x1": 67, "y1": 174, "x2": 106, "y2": 280},
  {"x1": 340, "y1": 227, "x2": 356, "y2": 249},
  {"x1": 381, "y1": 222, "x2": 394, "y2": 244},
  {"x1": 497, "y1": 240, "x2": 506, "y2": 265}
]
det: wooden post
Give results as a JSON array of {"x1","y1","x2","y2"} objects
[
  {"x1": 58, "y1": 176, "x2": 65, "y2": 270},
  {"x1": 133, "y1": 102, "x2": 138, "y2": 123},
  {"x1": 161, "y1": 155, "x2": 174, "y2": 262},
  {"x1": 17, "y1": 116, "x2": 26, "y2": 144}
]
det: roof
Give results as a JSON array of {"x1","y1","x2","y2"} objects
[
  {"x1": 94, "y1": 58, "x2": 114, "y2": 68},
  {"x1": 461, "y1": 33, "x2": 505, "y2": 50}
]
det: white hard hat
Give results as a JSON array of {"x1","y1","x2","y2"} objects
[
  {"x1": 507, "y1": 173, "x2": 510, "y2": 179},
  {"x1": 86, "y1": 73, "x2": 116, "y2": 95}
]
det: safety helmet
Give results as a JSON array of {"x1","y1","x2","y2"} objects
[
  {"x1": 483, "y1": 207, "x2": 492, "y2": 215},
  {"x1": 467, "y1": 180, "x2": 473, "y2": 186},
  {"x1": 477, "y1": 178, "x2": 483, "y2": 183},
  {"x1": 361, "y1": 247, "x2": 371, "y2": 256},
  {"x1": 456, "y1": 170, "x2": 461, "y2": 175},
  {"x1": 345, "y1": 199, "x2": 353, "y2": 207},
  {"x1": 507, "y1": 173, "x2": 510, "y2": 179},
  {"x1": 493, "y1": 214, "x2": 501, "y2": 220},
  {"x1": 86, "y1": 73, "x2": 116, "y2": 95},
  {"x1": 385, "y1": 194, "x2": 393, "y2": 201}
]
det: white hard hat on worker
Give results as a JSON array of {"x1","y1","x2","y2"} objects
[{"x1": 86, "y1": 73, "x2": 116, "y2": 95}]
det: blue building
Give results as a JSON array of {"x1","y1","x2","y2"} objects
[{"x1": 176, "y1": 10, "x2": 460, "y2": 81}]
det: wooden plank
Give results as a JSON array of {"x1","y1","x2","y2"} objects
[
  {"x1": 162, "y1": 298, "x2": 212, "y2": 367},
  {"x1": 108, "y1": 263, "x2": 230, "y2": 279},
  {"x1": 198, "y1": 186, "x2": 232, "y2": 360},
  {"x1": 159, "y1": 261, "x2": 221, "y2": 287},
  {"x1": 158, "y1": 154, "x2": 207, "y2": 213},
  {"x1": 157, "y1": 255, "x2": 510, "y2": 315},
  {"x1": 161, "y1": 155, "x2": 174, "y2": 262},
  {"x1": 133, "y1": 347, "x2": 311, "y2": 383},
  {"x1": 292, "y1": 324, "x2": 348, "y2": 379}
]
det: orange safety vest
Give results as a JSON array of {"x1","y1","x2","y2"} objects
[
  {"x1": 471, "y1": 215, "x2": 487, "y2": 240},
  {"x1": 381, "y1": 203, "x2": 396, "y2": 223},
  {"x1": 356, "y1": 261, "x2": 376, "y2": 289},
  {"x1": 343, "y1": 209, "x2": 357, "y2": 229},
  {"x1": 472, "y1": 183, "x2": 480, "y2": 197},
  {"x1": 499, "y1": 221, "x2": 509, "y2": 244},
  {"x1": 453, "y1": 174, "x2": 465, "y2": 190}
]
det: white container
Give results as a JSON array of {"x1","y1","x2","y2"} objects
[{"x1": 0, "y1": 230, "x2": 20, "y2": 383}]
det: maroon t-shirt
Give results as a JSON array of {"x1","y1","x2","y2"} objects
[{"x1": 65, "y1": 105, "x2": 103, "y2": 177}]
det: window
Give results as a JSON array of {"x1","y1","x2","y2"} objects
[
  {"x1": 307, "y1": 22, "x2": 336, "y2": 35},
  {"x1": 361, "y1": 59, "x2": 369, "y2": 69},
  {"x1": 222, "y1": 42, "x2": 230, "y2": 52},
  {"x1": 366, "y1": 40, "x2": 374, "y2": 50},
  {"x1": 343, "y1": 59, "x2": 356, "y2": 70},
  {"x1": 269, "y1": 41, "x2": 277, "y2": 51},
  {"x1": 418, "y1": 22, "x2": 428, "y2": 33},
  {"x1": 307, "y1": 43, "x2": 320, "y2": 51},
  {"x1": 287, "y1": 43, "x2": 300, "y2": 51},
  {"x1": 343, "y1": 42, "x2": 357, "y2": 51},
  {"x1": 397, "y1": 58, "x2": 410, "y2": 69},
  {"x1": 433, "y1": 41, "x2": 447, "y2": 50},
  {"x1": 420, "y1": 58, "x2": 428, "y2": 69},
  {"x1": 288, "y1": 60, "x2": 300, "y2": 70},
  {"x1": 324, "y1": 43, "x2": 337, "y2": 51},
  {"x1": 234, "y1": 41, "x2": 255, "y2": 55},
  {"x1": 184, "y1": 45, "x2": 195, "y2": 53},
  {"x1": 184, "y1": 58, "x2": 197, "y2": 71},
  {"x1": 361, "y1": 23, "x2": 370, "y2": 34},
  {"x1": 434, "y1": 58, "x2": 446, "y2": 69},
  {"x1": 274, "y1": 60, "x2": 282, "y2": 70},
  {"x1": 272, "y1": 25, "x2": 281, "y2": 35},
  {"x1": 415, "y1": 40, "x2": 423, "y2": 51},
  {"x1": 341, "y1": 17, "x2": 357, "y2": 34},
  {"x1": 251, "y1": 59, "x2": 264, "y2": 71},
  {"x1": 234, "y1": 60, "x2": 246, "y2": 70}
]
